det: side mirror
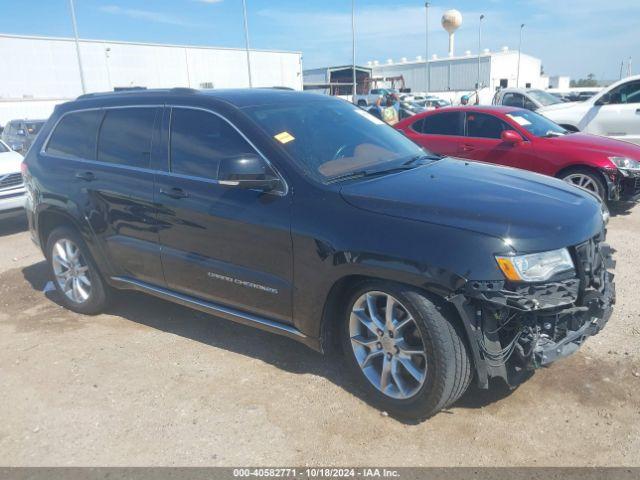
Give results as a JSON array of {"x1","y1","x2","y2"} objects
[
  {"x1": 218, "y1": 154, "x2": 282, "y2": 192},
  {"x1": 501, "y1": 130, "x2": 523, "y2": 144},
  {"x1": 595, "y1": 93, "x2": 611, "y2": 106}
]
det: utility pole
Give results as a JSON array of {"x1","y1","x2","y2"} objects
[
  {"x1": 69, "y1": 0, "x2": 86, "y2": 94},
  {"x1": 516, "y1": 23, "x2": 525, "y2": 88},
  {"x1": 628, "y1": 56, "x2": 632, "y2": 77},
  {"x1": 425, "y1": 2, "x2": 430, "y2": 93},
  {"x1": 351, "y1": 0, "x2": 357, "y2": 102},
  {"x1": 241, "y1": 0, "x2": 253, "y2": 88},
  {"x1": 477, "y1": 14, "x2": 484, "y2": 90}
]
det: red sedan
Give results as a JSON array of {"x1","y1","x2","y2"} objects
[{"x1": 395, "y1": 106, "x2": 640, "y2": 202}]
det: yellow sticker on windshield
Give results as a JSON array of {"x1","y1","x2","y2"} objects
[{"x1": 274, "y1": 131, "x2": 295, "y2": 144}]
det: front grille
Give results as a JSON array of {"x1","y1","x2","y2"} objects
[{"x1": 0, "y1": 173, "x2": 23, "y2": 191}]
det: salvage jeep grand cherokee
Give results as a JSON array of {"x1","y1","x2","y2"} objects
[{"x1": 22, "y1": 89, "x2": 615, "y2": 419}]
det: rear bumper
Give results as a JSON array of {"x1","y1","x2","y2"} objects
[{"x1": 451, "y1": 236, "x2": 615, "y2": 389}]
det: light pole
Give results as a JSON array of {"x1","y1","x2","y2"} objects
[
  {"x1": 69, "y1": 0, "x2": 86, "y2": 94},
  {"x1": 241, "y1": 0, "x2": 253, "y2": 88},
  {"x1": 351, "y1": 0, "x2": 357, "y2": 102},
  {"x1": 104, "y1": 47, "x2": 112, "y2": 91},
  {"x1": 517, "y1": 23, "x2": 525, "y2": 88},
  {"x1": 425, "y1": 2, "x2": 430, "y2": 93},
  {"x1": 477, "y1": 14, "x2": 484, "y2": 91}
]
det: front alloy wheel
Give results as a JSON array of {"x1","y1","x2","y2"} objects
[
  {"x1": 342, "y1": 282, "x2": 472, "y2": 419},
  {"x1": 349, "y1": 291, "x2": 428, "y2": 399}
]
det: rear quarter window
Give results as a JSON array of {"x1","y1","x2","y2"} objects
[
  {"x1": 46, "y1": 110, "x2": 102, "y2": 160},
  {"x1": 414, "y1": 112, "x2": 464, "y2": 136}
]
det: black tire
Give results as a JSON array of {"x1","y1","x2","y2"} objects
[
  {"x1": 560, "y1": 167, "x2": 607, "y2": 202},
  {"x1": 341, "y1": 281, "x2": 472, "y2": 419},
  {"x1": 45, "y1": 226, "x2": 110, "y2": 315}
]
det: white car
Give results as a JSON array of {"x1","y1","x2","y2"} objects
[
  {"x1": 0, "y1": 139, "x2": 26, "y2": 218},
  {"x1": 538, "y1": 75, "x2": 640, "y2": 145}
]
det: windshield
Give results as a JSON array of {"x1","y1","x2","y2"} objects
[
  {"x1": 527, "y1": 89, "x2": 562, "y2": 106},
  {"x1": 506, "y1": 110, "x2": 567, "y2": 137},
  {"x1": 244, "y1": 98, "x2": 430, "y2": 181},
  {"x1": 25, "y1": 122, "x2": 44, "y2": 136}
]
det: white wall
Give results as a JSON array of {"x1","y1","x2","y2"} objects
[
  {"x1": 0, "y1": 34, "x2": 303, "y2": 100},
  {"x1": 0, "y1": 99, "x2": 66, "y2": 127},
  {"x1": 489, "y1": 50, "x2": 543, "y2": 90}
]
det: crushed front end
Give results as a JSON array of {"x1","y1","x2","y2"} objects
[{"x1": 451, "y1": 232, "x2": 616, "y2": 388}]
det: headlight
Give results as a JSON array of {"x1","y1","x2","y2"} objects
[
  {"x1": 496, "y1": 248, "x2": 574, "y2": 282},
  {"x1": 609, "y1": 156, "x2": 640, "y2": 173}
]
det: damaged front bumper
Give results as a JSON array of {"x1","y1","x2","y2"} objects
[{"x1": 450, "y1": 234, "x2": 616, "y2": 389}]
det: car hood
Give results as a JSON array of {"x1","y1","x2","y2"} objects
[
  {"x1": 340, "y1": 158, "x2": 603, "y2": 253},
  {"x1": 0, "y1": 151, "x2": 24, "y2": 176},
  {"x1": 537, "y1": 101, "x2": 589, "y2": 114},
  {"x1": 546, "y1": 133, "x2": 640, "y2": 157}
]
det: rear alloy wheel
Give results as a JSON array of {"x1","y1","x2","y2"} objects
[
  {"x1": 52, "y1": 238, "x2": 92, "y2": 304},
  {"x1": 46, "y1": 226, "x2": 109, "y2": 315},
  {"x1": 562, "y1": 170, "x2": 606, "y2": 200},
  {"x1": 341, "y1": 282, "x2": 472, "y2": 419}
]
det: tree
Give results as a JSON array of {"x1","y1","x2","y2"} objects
[{"x1": 570, "y1": 73, "x2": 598, "y2": 88}]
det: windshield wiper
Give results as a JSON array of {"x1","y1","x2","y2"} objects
[
  {"x1": 327, "y1": 154, "x2": 439, "y2": 184},
  {"x1": 327, "y1": 165, "x2": 422, "y2": 184},
  {"x1": 402, "y1": 153, "x2": 442, "y2": 166}
]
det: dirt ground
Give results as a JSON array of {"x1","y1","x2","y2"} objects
[{"x1": 0, "y1": 204, "x2": 638, "y2": 467}]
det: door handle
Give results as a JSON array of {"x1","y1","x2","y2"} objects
[
  {"x1": 75, "y1": 171, "x2": 95, "y2": 181},
  {"x1": 160, "y1": 187, "x2": 189, "y2": 199}
]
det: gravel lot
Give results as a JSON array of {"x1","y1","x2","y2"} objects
[{"x1": 0, "y1": 204, "x2": 638, "y2": 466}]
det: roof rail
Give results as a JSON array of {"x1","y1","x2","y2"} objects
[{"x1": 170, "y1": 87, "x2": 200, "y2": 94}]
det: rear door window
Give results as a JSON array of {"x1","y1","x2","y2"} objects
[
  {"x1": 413, "y1": 112, "x2": 464, "y2": 136},
  {"x1": 169, "y1": 107, "x2": 259, "y2": 181},
  {"x1": 46, "y1": 110, "x2": 102, "y2": 160},
  {"x1": 465, "y1": 112, "x2": 510, "y2": 139},
  {"x1": 97, "y1": 108, "x2": 159, "y2": 168}
]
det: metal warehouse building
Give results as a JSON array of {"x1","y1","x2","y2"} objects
[
  {"x1": 304, "y1": 48, "x2": 545, "y2": 104},
  {"x1": 0, "y1": 33, "x2": 303, "y2": 124},
  {"x1": 369, "y1": 48, "x2": 543, "y2": 93}
]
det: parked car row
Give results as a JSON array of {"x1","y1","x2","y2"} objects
[
  {"x1": 396, "y1": 106, "x2": 640, "y2": 203},
  {"x1": 20, "y1": 88, "x2": 616, "y2": 420},
  {"x1": 493, "y1": 75, "x2": 640, "y2": 146},
  {"x1": 0, "y1": 118, "x2": 46, "y2": 154}
]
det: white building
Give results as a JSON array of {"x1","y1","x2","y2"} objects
[
  {"x1": 368, "y1": 47, "x2": 544, "y2": 104},
  {"x1": 548, "y1": 75, "x2": 571, "y2": 90},
  {"x1": 0, "y1": 33, "x2": 303, "y2": 125}
]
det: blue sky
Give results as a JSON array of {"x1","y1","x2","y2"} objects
[{"x1": 0, "y1": 0, "x2": 638, "y2": 80}]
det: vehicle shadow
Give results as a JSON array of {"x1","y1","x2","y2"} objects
[
  {"x1": 22, "y1": 260, "x2": 518, "y2": 424},
  {"x1": 0, "y1": 213, "x2": 28, "y2": 237},
  {"x1": 608, "y1": 201, "x2": 637, "y2": 217}
]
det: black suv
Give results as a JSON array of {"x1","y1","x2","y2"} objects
[{"x1": 23, "y1": 89, "x2": 615, "y2": 419}]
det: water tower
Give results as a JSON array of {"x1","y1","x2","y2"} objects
[{"x1": 441, "y1": 9, "x2": 462, "y2": 57}]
